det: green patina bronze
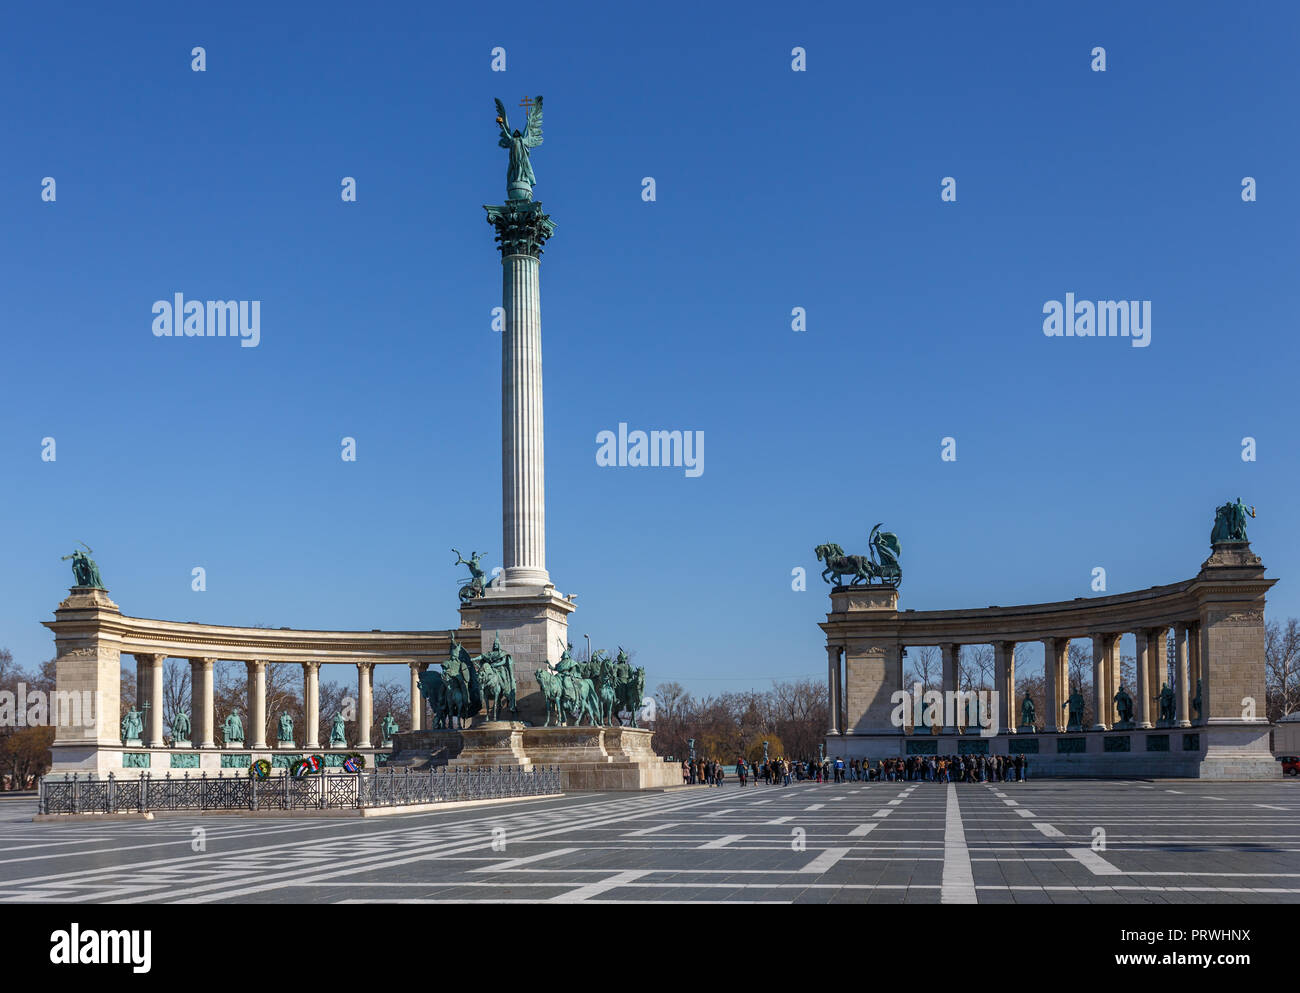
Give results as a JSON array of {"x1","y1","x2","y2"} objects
[
  {"x1": 62, "y1": 543, "x2": 105, "y2": 589},
  {"x1": 170, "y1": 710, "x2": 191, "y2": 742},
  {"x1": 277, "y1": 711, "x2": 294, "y2": 743},
  {"x1": 329, "y1": 712, "x2": 347, "y2": 747},
  {"x1": 1211, "y1": 497, "x2": 1255, "y2": 543},
  {"x1": 1020, "y1": 692, "x2": 1036, "y2": 730},
  {"x1": 816, "y1": 524, "x2": 902, "y2": 589},
  {"x1": 1113, "y1": 683, "x2": 1135, "y2": 727},
  {"x1": 473, "y1": 632, "x2": 518, "y2": 720},
  {"x1": 1156, "y1": 682, "x2": 1176, "y2": 724},
  {"x1": 1062, "y1": 685, "x2": 1085, "y2": 732},
  {"x1": 484, "y1": 97, "x2": 555, "y2": 259},
  {"x1": 453, "y1": 548, "x2": 488, "y2": 602},
  {"x1": 120, "y1": 703, "x2": 146, "y2": 742},
  {"x1": 221, "y1": 711, "x2": 244, "y2": 744},
  {"x1": 380, "y1": 713, "x2": 399, "y2": 740},
  {"x1": 495, "y1": 96, "x2": 543, "y2": 201}
]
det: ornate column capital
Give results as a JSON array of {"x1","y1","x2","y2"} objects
[{"x1": 484, "y1": 199, "x2": 555, "y2": 259}]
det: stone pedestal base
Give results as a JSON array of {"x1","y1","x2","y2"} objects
[
  {"x1": 458, "y1": 586, "x2": 577, "y2": 727},
  {"x1": 449, "y1": 721, "x2": 532, "y2": 770},
  {"x1": 521, "y1": 726, "x2": 684, "y2": 791},
  {"x1": 276, "y1": 741, "x2": 296, "y2": 749}
]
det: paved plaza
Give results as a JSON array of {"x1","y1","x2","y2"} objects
[{"x1": 1, "y1": 779, "x2": 1298, "y2": 904}]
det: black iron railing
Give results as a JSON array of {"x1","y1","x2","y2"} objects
[{"x1": 37, "y1": 766, "x2": 562, "y2": 816}]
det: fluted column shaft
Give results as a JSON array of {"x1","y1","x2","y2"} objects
[
  {"x1": 1135, "y1": 631, "x2": 1152, "y2": 728},
  {"x1": 358, "y1": 662, "x2": 373, "y2": 747},
  {"x1": 941, "y1": 643, "x2": 960, "y2": 732},
  {"x1": 303, "y1": 661, "x2": 320, "y2": 748},
  {"x1": 134, "y1": 654, "x2": 167, "y2": 746},
  {"x1": 191, "y1": 657, "x2": 216, "y2": 747},
  {"x1": 1090, "y1": 636, "x2": 1107, "y2": 731},
  {"x1": 825, "y1": 645, "x2": 842, "y2": 735},
  {"x1": 994, "y1": 641, "x2": 1015, "y2": 734},
  {"x1": 247, "y1": 660, "x2": 267, "y2": 749},
  {"x1": 409, "y1": 662, "x2": 423, "y2": 732},
  {"x1": 1175, "y1": 623, "x2": 1191, "y2": 727},
  {"x1": 1043, "y1": 638, "x2": 1066, "y2": 733},
  {"x1": 501, "y1": 253, "x2": 549, "y2": 586}
]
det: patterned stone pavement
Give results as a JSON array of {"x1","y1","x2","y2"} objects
[{"x1": 1, "y1": 778, "x2": 1297, "y2": 904}]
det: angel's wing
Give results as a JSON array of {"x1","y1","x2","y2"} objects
[
  {"x1": 522, "y1": 95, "x2": 543, "y2": 147},
  {"x1": 494, "y1": 97, "x2": 510, "y2": 133}
]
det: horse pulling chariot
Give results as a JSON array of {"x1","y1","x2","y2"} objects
[{"x1": 815, "y1": 523, "x2": 902, "y2": 589}]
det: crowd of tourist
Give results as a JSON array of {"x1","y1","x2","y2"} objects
[{"x1": 681, "y1": 752, "x2": 1031, "y2": 786}]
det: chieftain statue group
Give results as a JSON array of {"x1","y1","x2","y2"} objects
[{"x1": 421, "y1": 550, "x2": 649, "y2": 728}]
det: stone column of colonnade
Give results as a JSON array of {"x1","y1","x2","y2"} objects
[
  {"x1": 1042, "y1": 637, "x2": 1067, "y2": 733},
  {"x1": 189, "y1": 658, "x2": 216, "y2": 747},
  {"x1": 408, "y1": 662, "x2": 423, "y2": 732},
  {"x1": 940, "y1": 643, "x2": 960, "y2": 733},
  {"x1": 1174, "y1": 623, "x2": 1191, "y2": 727},
  {"x1": 1188, "y1": 624, "x2": 1202, "y2": 723},
  {"x1": 246, "y1": 660, "x2": 267, "y2": 749},
  {"x1": 1089, "y1": 635, "x2": 1108, "y2": 731},
  {"x1": 825, "y1": 645, "x2": 842, "y2": 735},
  {"x1": 302, "y1": 661, "x2": 321, "y2": 748},
  {"x1": 994, "y1": 641, "x2": 1016, "y2": 734},
  {"x1": 357, "y1": 662, "x2": 373, "y2": 747},
  {"x1": 1149, "y1": 626, "x2": 1169, "y2": 710},
  {"x1": 1135, "y1": 631, "x2": 1152, "y2": 728},
  {"x1": 132, "y1": 653, "x2": 167, "y2": 746}
]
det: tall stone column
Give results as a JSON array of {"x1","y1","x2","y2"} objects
[
  {"x1": 247, "y1": 660, "x2": 267, "y2": 749},
  {"x1": 1106, "y1": 633, "x2": 1123, "y2": 725},
  {"x1": 192, "y1": 657, "x2": 215, "y2": 747},
  {"x1": 1149, "y1": 626, "x2": 1168, "y2": 698},
  {"x1": 1042, "y1": 638, "x2": 1065, "y2": 733},
  {"x1": 357, "y1": 662, "x2": 373, "y2": 747},
  {"x1": 1174, "y1": 623, "x2": 1191, "y2": 727},
  {"x1": 1188, "y1": 624, "x2": 1201, "y2": 723},
  {"x1": 1134, "y1": 631, "x2": 1152, "y2": 728},
  {"x1": 409, "y1": 662, "x2": 423, "y2": 732},
  {"x1": 1090, "y1": 635, "x2": 1107, "y2": 731},
  {"x1": 941, "y1": 643, "x2": 960, "y2": 733},
  {"x1": 994, "y1": 641, "x2": 1015, "y2": 734},
  {"x1": 133, "y1": 653, "x2": 167, "y2": 747},
  {"x1": 136, "y1": 657, "x2": 148, "y2": 723},
  {"x1": 303, "y1": 661, "x2": 321, "y2": 748},
  {"x1": 825, "y1": 645, "x2": 842, "y2": 735},
  {"x1": 486, "y1": 199, "x2": 556, "y2": 589}
]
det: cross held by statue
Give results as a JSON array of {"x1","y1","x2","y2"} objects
[{"x1": 519, "y1": 96, "x2": 534, "y2": 112}]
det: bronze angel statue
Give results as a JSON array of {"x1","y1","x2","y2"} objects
[{"x1": 495, "y1": 96, "x2": 543, "y2": 200}]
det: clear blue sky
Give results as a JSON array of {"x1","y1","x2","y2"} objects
[{"x1": 2, "y1": 2, "x2": 1297, "y2": 697}]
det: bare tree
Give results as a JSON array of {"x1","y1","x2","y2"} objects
[
  {"x1": 1266, "y1": 618, "x2": 1300, "y2": 721},
  {"x1": 905, "y1": 645, "x2": 940, "y2": 693}
]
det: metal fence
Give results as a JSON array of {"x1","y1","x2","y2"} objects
[{"x1": 38, "y1": 766, "x2": 563, "y2": 816}]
